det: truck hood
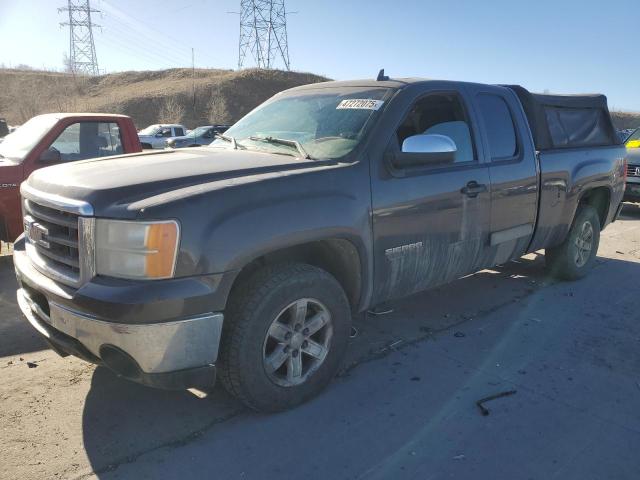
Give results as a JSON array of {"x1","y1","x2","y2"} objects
[{"x1": 26, "y1": 148, "x2": 335, "y2": 217}]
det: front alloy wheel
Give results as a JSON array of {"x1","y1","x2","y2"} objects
[
  {"x1": 219, "y1": 263, "x2": 351, "y2": 412},
  {"x1": 263, "y1": 298, "x2": 333, "y2": 387}
]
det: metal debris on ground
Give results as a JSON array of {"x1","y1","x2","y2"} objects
[
  {"x1": 26, "y1": 362, "x2": 38, "y2": 369},
  {"x1": 376, "y1": 339, "x2": 404, "y2": 354},
  {"x1": 367, "y1": 304, "x2": 394, "y2": 316},
  {"x1": 476, "y1": 390, "x2": 517, "y2": 416}
]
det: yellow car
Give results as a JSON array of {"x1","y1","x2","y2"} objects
[{"x1": 626, "y1": 128, "x2": 640, "y2": 148}]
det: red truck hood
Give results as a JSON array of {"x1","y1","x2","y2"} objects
[{"x1": 24, "y1": 148, "x2": 337, "y2": 218}]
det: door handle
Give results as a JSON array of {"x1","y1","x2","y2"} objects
[{"x1": 461, "y1": 181, "x2": 487, "y2": 198}]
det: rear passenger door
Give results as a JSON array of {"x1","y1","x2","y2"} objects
[
  {"x1": 370, "y1": 86, "x2": 492, "y2": 302},
  {"x1": 469, "y1": 86, "x2": 539, "y2": 264}
]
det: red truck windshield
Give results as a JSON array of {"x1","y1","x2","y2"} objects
[{"x1": 0, "y1": 114, "x2": 59, "y2": 162}]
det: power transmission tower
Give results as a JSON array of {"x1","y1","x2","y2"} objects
[
  {"x1": 238, "y1": 0, "x2": 290, "y2": 71},
  {"x1": 59, "y1": 0, "x2": 100, "y2": 76}
]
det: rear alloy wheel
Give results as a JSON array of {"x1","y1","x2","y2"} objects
[
  {"x1": 219, "y1": 263, "x2": 351, "y2": 412},
  {"x1": 546, "y1": 205, "x2": 600, "y2": 280},
  {"x1": 573, "y1": 221, "x2": 594, "y2": 268}
]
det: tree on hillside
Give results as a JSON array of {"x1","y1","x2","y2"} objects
[
  {"x1": 158, "y1": 97, "x2": 185, "y2": 124},
  {"x1": 207, "y1": 93, "x2": 232, "y2": 124},
  {"x1": 62, "y1": 53, "x2": 73, "y2": 74}
]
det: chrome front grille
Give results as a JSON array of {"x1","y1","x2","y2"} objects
[
  {"x1": 21, "y1": 184, "x2": 95, "y2": 288},
  {"x1": 628, "y1": 164, "x2": 640, "y2": 177},
  {"x1": 24, "y1": 199, "x2": 81, "y2": 286}
]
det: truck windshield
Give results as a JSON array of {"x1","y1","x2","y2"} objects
[
  {"x1": 138, "y1": 125, "x2": 161, "y2": 136},
  {"x1": 210, "y1": 87, "x2": 391, "y2": 160},
  {"x1": 625, "y1": 128, "x2": 640, "y2": 147},
  {"x1": 0, "y1": 114, "x2": 60, "y2": 162},
  {"x1": 189, "y1": 126, "x2": 210, "y2": 137}
]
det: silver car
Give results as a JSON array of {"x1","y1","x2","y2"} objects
[{"x1": 138, "y1": 124, "x2": 187, "y2": 149}]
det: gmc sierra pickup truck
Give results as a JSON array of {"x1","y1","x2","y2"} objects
[
  {"x1": 14, "y1": 76, "x2": 626, "y2": 412},
  {"x1": 0, "y1": 113, "x2": 142, "y2": 242}
]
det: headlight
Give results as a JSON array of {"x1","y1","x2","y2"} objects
[{"x1": 95, "y1": 219, "x2": 180, "y2": 279}]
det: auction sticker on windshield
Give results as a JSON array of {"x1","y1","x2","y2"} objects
[{"x1": 336, "y1": 99, "x2": 384, "y2": 110}]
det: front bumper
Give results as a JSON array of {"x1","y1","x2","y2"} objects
[{"x1": 14, "y1": 243, "x2": 224, "y2": 391}]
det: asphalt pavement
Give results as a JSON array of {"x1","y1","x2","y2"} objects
[{"x1": 1, "y1": 204, "x2": 639, "y2": 480}]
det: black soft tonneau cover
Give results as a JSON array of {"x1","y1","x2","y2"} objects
[{"x1": 505, "y1": 85, "x2": 620, "y2": 151}]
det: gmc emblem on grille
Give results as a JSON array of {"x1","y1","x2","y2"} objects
[
  {"x1": 635, "y1": 167, "x2": 640, "y2": 176},
  {"x1": 24, "y1": 217, "x2": 50, "y2": 248}
]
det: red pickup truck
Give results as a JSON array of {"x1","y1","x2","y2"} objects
[{"x1": 0, "y1": 113, "x2": 141, "y2": 242}]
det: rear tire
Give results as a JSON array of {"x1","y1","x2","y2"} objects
[
  {"x1": 545, "y1": 205, "x2": 600, "y2": 280},
  {"x1": 218, "y1": 263, "x2": 351, "y2": 412}
]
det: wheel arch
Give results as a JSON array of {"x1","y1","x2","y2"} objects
[
  {"x1": 578, "y1": 186, "x2": 611, "y2": 230},
  {"x1": 226, "y1": 238, "x2": 364, "y2": 313}
]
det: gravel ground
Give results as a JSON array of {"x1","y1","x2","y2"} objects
[{"x1": 1, "y1": 204, "x2": 639, "y2": 480}]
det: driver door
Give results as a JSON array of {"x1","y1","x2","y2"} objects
[{"x1": 370, "y1": 87, "x2": 492, "y2": 302}]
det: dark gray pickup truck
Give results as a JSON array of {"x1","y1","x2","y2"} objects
[{"x1": 14, "y1": 76, "x2": 627, "y2": 411}]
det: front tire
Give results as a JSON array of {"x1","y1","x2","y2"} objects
[
  {"x1": 545, "y1": 205, "x2": 600, "y2": 280},
  {"x1": 218, "y1": 263, "x2": 351, "y2": 412}
]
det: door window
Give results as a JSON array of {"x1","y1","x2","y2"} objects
[
  {"x1": 173, "y1": 127, "x2": 184, "y2": 137},
  {"x1": 396, "y1": 92, "x2": 476, "y2": 164},
  {"x1": 476, "y1": 94, "x2": 518, "y2": 160},
  {"x1": 49, "y1": 121, "x2": 123, "y2": 162}
]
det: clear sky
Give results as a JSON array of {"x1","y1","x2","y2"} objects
[{"x1": 1, "y1": 0, "x2": 638, "y2": 110}]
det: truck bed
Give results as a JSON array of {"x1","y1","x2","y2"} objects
[{"x1": 529, "y1": 145, "x2": 626, "y2": 252}]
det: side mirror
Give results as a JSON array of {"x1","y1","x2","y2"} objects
[
  {"x1": 392, "y1": 134, "x2": 456, "y2": 168},
  {"x1": 39, "y1": 147, "x2": 61, "y2": 163}
]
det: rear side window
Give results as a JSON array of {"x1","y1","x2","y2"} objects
[
  {"x1": 476, "y1": 94, "x2": 518, "y2": 160},
  {"x1": 98, "y1": 122, "x2": 123, "y2": 155},
  {"x1": 174, "y1": 127, "x2": 184, "y2": 136}
]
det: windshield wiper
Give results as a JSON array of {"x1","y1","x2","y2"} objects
[
  {"x1": 215, "y1": 132, "x2": 239, "y2": 150},
  {"x1": 248, "y1": 136, "x2": 311, "y2": 159}
]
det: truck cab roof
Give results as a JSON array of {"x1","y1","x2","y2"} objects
[
  {"x1": 286, "y1": 77, "x2": 620, "y2": 151},
  {"x1": 34, "y1": 112, "x2": 131, "y2": 120}
]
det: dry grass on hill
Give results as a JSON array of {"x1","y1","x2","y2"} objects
[
  {"x1": 1, "y1": 67, "x2": 638, "y2": 132},
  {"x1": 0, "y1": 68, "x2": 328, "y2": 129}
]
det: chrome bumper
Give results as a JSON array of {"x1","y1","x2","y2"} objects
[{"x1": 17, "y1": 287, "x2": 223, "y2": 375}]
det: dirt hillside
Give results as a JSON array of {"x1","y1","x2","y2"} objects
[
  {"x1": 1, "y1": 68, "x2": 638, "y2": 131},
  {"x1": 0, "y1": 68, "x2": 328, "y2": 129}
]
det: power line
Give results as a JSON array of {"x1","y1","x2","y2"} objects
[
  {"x1": 100, "y1": 20, "x2": 191, "y2": 68},
  {"x1": 238, "y1": 0, "x2": 290, "y2": 70},
  {"x1": 99, "y1": 0, "x2": 220, "y2": 68},
  {"x1": 59, "y1": 0, "x2": 100, "y2": 75}
]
